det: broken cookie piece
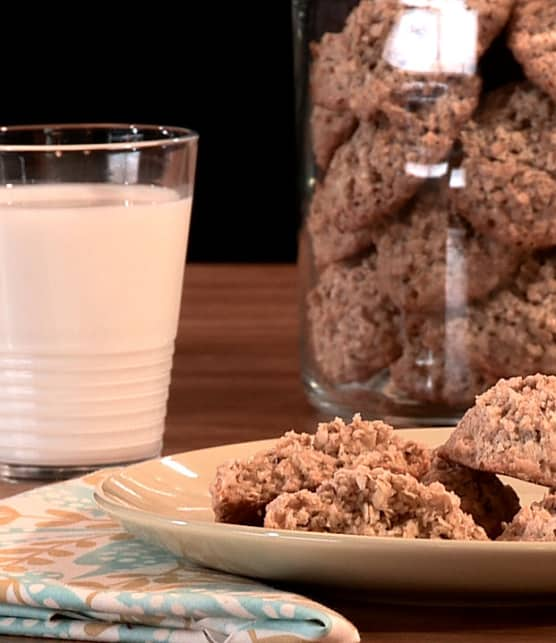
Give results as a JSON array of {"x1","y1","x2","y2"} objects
[
  {"x1": 210, "y1": 431, "x2": 337, "y2": 526},
  {"x1": 211, "y1": 414, "x2": 430, "y2": 525},
  {"x1": 314, "y1": 414, "x2": 431, "y2": 480},
  {"x1": 264, "y1": 465, "x2": 488, "y2": 540},
  {"x1": 498, "y1": 494, "x2": 556, "y2": 542},
  {"x1": 438, "y1": 374, "x2": 556, "y2": 488},
  {"x1": 422, "y1": 453, "x2": 520, "y2": 539}
]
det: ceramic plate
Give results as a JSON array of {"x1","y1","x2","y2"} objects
[{"x1": 94, "y1": 428, "x2": 556, "y2": 595}]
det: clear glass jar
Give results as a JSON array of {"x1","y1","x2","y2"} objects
[{"x1": 293, "y1": 0, "x2": 553, "y2": 425}]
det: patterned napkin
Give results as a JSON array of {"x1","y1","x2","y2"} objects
[{"x1": 0, "y1": 471, "x2": 359, "y2": 643}]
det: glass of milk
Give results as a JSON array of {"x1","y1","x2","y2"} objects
[{"x1": 0, "y1": 124, "x2": 198, "y2": 479}]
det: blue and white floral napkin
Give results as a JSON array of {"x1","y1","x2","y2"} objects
[{"x1": 0, "y1": 471, "x2": 359, "y2": 642}]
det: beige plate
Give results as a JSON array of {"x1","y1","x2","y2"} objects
[{"x1": 94, "y1": 428, "x2": 556, "y2": 596}]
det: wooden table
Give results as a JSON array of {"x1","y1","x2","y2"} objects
[{"x1": 1, "y1": 264, "x2": 555, "y2": 643}]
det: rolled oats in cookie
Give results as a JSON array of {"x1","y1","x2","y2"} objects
[
  {"x1": 211, "y1": 414, "x2": 430, "y2": 525},
  {"x1": 471, "y1": 254, "x2": 556, "y2": 378},
  {"x1": 310, "y1": 1, "x2": 484, "y2": 174},
  {"x1": 310, "y1": 0, "x2": 399, "y2": 113},
  {"x1": 438, "y1": 374, "x2": 556, "y2": 488},
  {"x1": 498, "y1": 494, "x2": 556, "y2": 542},
  {"x1": 375, "y1": 187, "x2": 520, "y2": 313},
  {"x1": 264, "y1": 465, "x2": 488, "y2": 540},
  {"x1": 312, "y1": 0, "x2": 490, "y2": 124},
  {"x1": 210, "y1": 431, "x2": 338, "y2": 525},
  {"x1": 307, "y1": 185, "x2": 375, "y2": 269},
  {"x1": 316, "y1": 121, "x2": 424, "y2": 232},
  {"x1": 311, "y1": 105, "x2": 357, "y2": 172},
  {"x1": 315, "y1": 414, "x2": 431, "y2": 480},
  {"x1": 307, "y1": 253, "x2": 401, "y2": 384},
  {"x1": 509, "y1": 1, "x2": 556, "y2": 105},
  {"x1": 310, "y1": 32, "x2": 353, "y2": 112},
  {"x1": 423, "y1": 453, "x2": 520, "y2": 539},
  {"x1": 390, "y1": 314, "x2": 497, "y2": 407},
  {"x1": 454, "y1": 83, "x2": 556, "y2": 250}
]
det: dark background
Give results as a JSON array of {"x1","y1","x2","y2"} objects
[{"x1": 2, "y1": 6, "x2": 298, "y2": 263}]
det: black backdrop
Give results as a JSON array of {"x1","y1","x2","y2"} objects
[{"x1": 2, "y1": 5, "x2": 298, "y2": 263}]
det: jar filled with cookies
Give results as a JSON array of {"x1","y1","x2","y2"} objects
[{"x1": 293, "y1": 0, "x2": 555, "y2": 424}]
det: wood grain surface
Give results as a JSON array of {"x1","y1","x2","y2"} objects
[{"x1": 1, "y1": 264, "x2": 555, "y2": 643}]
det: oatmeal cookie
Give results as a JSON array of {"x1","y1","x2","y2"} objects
[
  {"x1": 264, "y1": 465, "x2": 488, "y2": 540},
  {"x1": 375, "y1": 187, "x2": 520, "y2": 313},
  {"x1": 307, "y1": 252, "x2": 401, "y2": 384},
  {"x1": 423, "y1": 453, "x2": 520, "y2": 539},
  {"x1": 311, "y1": 0, "x2": 493, "y2": 125},
  {"x1": 438, "y1": 374, "x2": 556, "y2": 488},
  {"x1": 310, "y1": 31, "x2": 353, "y2": 113},
  {"x1": 454, "y1": 83, "x2": 556, "y2": 250},
  {"x1": 311, "y1": 105, "x2": 357, "y2": 172},
  {"x1": 316, "y1": 121, "x2": 425, "y2": 233},
  {"x1": 307, "y1": 185, "x2": 375, "y2": 269},
  {"x1": 498, "y1": 494, "x2": 556, "y2": 542},
  {"x1": 315, "y1": 414, "x2": 431, "y2": 480},
  {"x1": 390, "y1": 314, "x2": 496, "y2": 407},
  {"x1": 471, "y1": 254, "x2": 556, "y2": 378},
  {"x1": 508, "y1": 1, "x2": 556, "y2": 105},
  {"x1": 211, "y1": 414, "x2": 430, "y2": 525},
  {"x1": 210, "y1": 431, "x2": 337, "y2": 525}
]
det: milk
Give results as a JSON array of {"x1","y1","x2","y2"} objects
[{"x1": 0, "y1": 183, "x2": 192, "y2": 466}]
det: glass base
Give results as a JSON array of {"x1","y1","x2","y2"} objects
[
  {"x1": 304, "y1": 371, "x2": 465, "y2": 427},
  {"x1": 0, "y1": 457, "x2": 154, "y2": 482}
]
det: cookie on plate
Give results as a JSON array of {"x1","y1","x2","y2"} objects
[
  {"x1": 454, "y1": 83, "x2": 556, "y2": 250},
  {"x1": 264, "y1": 465, "x2": 488, "y2": 540},
  {"x1": 438, "y1": 374, "x2": 556, "y2": 488},
  {"x1": 471, "y1": 254, "x2": 556, "y2": 378},
  {"x1": 422, "y1": 453, "x2": 520, "y2": 539},
  {"x1": 375, "y1": 186, "x2": 520, "y2": 313},
  {"x1": 211, "y1": 431, "x2": 337, "y2": 525},
  {"x1": 498, "y1": 494, "x2": 556, "y2": 542},
  {"x1": 390, "y1": 314, "x2": 496, "y2": 407},
  {"x1": 307, "y1": 252, "x2": 401, "y2": 384},
  {"x1": 509, "y1": 1, "x2": 556, "y2": 105},
  {"x1": 314, "y1": 414, "x2": 431, "y2": 480},
  {"x1": 312, "y1": 414, "x2": 431, "y2": 480},
  {"x1": 211, "y1": 414, "x2": 430, "y2": 525}
]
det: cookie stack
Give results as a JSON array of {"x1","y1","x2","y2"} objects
[{"x1": 305, "y1": 0, "x2": 556, "y2": 409}]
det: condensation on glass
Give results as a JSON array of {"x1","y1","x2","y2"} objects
[{"x1": 293, "y1": 0, "x2": 553, "y2": 425}]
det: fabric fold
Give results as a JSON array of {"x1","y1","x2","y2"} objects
[{"x1": 0, "y1": 471, "x2": 359, "y2": 642}]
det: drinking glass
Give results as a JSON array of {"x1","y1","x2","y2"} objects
[{"x1": 0, "y1": 123, "x2": 198, "y2": 479}]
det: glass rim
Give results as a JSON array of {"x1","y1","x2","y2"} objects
[{"x1": 0, "y1": 123, "x2": 198, "y2": 152}]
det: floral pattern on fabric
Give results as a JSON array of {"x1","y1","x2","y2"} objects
[{"x1": 0, "y1": 472, "x2": 359, "y2": 643}]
